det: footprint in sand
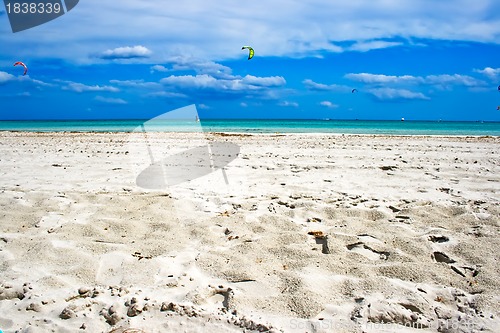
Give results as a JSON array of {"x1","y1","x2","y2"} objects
[
  {"x1": 96, "y1": 252, "x2": 128, "y2": 285},
  {"x1": 432, "y1": 251, "x2": 455, "y2": 264},
  {"x1": 35, "y1": 212, "x2": 63, "y2": 230},
  {"x1": 206, "y1": 285, "x2": 234, "y2": 309},
  {"x1": 428, "y1": 235, "x2": 449, "y2": 243},
  {"x1": 346, "y1": 242, "x2": 390, "y2": 260},
  {"x1": 431, "y1": 249, "x2": 480, "y2": 278}
]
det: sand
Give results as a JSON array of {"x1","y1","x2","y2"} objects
[{"x1": 0, "y1": 131, "x2": 498, "y2": 333}]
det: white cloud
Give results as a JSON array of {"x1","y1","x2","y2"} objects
[
  {"x1": 425, "y1": 74, "x2": 486, "y2": 88},
  {"x1": 150, "y1": 65, "x2": 169, "y2": 73},
  {"x1": 240, "y1": 102, "x2": 248, "y2": 107},
  {"x1": 319, "y1": 101, "x2": 339, "y2": 108},
  {"x1": 160, "y1": 75, "x2": 219, "y2": 89},
  {"x1": 0, "y1": 72, "x2": 52, "y2": 88},
  {"x1": 303, "y1": 79, "x2": 350, "y2": 92},
  {"x1": 197, "y1": 103, "x2": 210, "y2": 109},
  {"x1": 163, "y1": 57, "x2": 234, "y2": 78},
  {"x1": 147, "y1": 91, "x2": 188, "y2": 99},
  {"x1": 344, "y1": 73, "x2": 423, "y2": 85},
  {"x1": 348, "y1": 40, "x2": 403, "y2": 52},
  {"x1": 368, "y1": 88, "x2": 430, "y2": 101},
  {"x1": 2, "y1": 0, "x2": 499, "y2": 62},
  {"x1": 278, "y1": 101, "x2": 299, "y2": 107},
  {"x1": 473, "y1": 67, "x2": 500, "y2": 81},
  {"x1": 62, "y1": 81, "x2": 120, "y2": 93},
  {"x1": 27, "y1": 78, "x2": 53, "y2": 87},
  {"x1": 345, "y1": 73, "x2": 486, "y2": 88},
  {"x1": 109, "y1": 79, "x2": 161, "y2": 89},
  {"x1": 94, "y1": 96, "x2": 127, "y2": 104},
  {"x1": 0, "y1": 71, "x2": 15, "y2": 84},
  {"x1": 159, "y1": 73, "x2": 287, "y2": 99},
  {"x1": 242, "y1": 75, "x2": 286, "y2": 87},
  {"x1": 98, "y1": 46, "x2": 152, "y2": 60},
  {"x1": 60, "y1": 64, "x2": 287, "y2": 102}
]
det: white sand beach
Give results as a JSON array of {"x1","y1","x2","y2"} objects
[{"x1": 0, "y1": 131, "x2": 499, "y2": 332}]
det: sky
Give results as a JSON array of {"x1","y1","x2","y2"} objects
[{"x1": 1, "y1": 0, "x2": 500, "y2": 121}]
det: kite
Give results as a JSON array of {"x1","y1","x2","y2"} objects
[
  {"x1": 498, "y1": 85, "x2": 500, "y2": 91},
  {"x1": 14, "y1": 61, "x2": 28, "y2": 76},
  {"x1": 351, "y1": 89, "x2": 358, "y2": 93},
  {"x1": 242, "y1": 46, "x2": 254, "y2": 60}
]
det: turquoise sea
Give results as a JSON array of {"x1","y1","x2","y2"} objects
[{"x1": 0, "y1": 119, "x2": 499, "y2": 136}]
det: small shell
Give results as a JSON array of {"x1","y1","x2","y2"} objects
[{"x1": 307, "y1": 231, "x2": 326, "y2": 239}]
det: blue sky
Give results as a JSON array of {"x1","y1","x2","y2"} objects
[{"x1": 1, "y1": 0, "x2": 500, "y2": 121}]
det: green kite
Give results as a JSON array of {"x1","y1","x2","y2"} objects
[{"x1": 242, "y1": 46, "x2": 254, "y2": 60}]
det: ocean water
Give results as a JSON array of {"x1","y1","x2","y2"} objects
[{"x1": 0, "y1": 119, "x2": 499, "y2": 136}]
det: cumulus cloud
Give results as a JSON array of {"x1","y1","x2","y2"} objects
[
  {"x1": 319, "y1": 101, "x2": 339, "y2": 108},
  {"x1": 94, "y1": 96, "x2": 127, "y2": 104},
  {"x1": 425, "y1": 74, "x2": 486, "y2": 88},
  {"x1": 164, "y1": 57, "x2": 234, "y2": 77},
  {"x1": 98, "y1": 46, "x2": 152, "y2": 60},
  {"x1": 53, "y1": 62, "x2": 287, "y2": 104},
  {"x1": 159, "y1": 73, "x2": 287, "y2": 99},
  {"x1": 473, "y1": 67, "x2": 500, "y2": 81},
  {"x1": 0, "y1": 72, "x2": 52, "y2": 88},
  {"x1": 161, "y1": 75, "x2": 220, "y2": 89},
  {"x1": 242, "y1": 75, "x2": 286, "y2": 87},
  {"x1": 150, "y1": 65, "x2": 169, "y2": 73},
  {"x1": 0, "y1": 71, "x2": 15, "y2": 84},
  {"x1": 345, "y1": 73, "x2": 486, "y2": 88},
  {"x1": 62, "y1": 81, "x2": 120, "y2": 93},
  {"x1": 368, "y1": 88, "x2": 429, "y2": 101},
  {"x1": 344, "y1": 73, "x2": 423, "y2": 85}
]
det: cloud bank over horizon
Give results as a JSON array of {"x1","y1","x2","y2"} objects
[{"x1": 1, "y1": 0, "x2": 499, "y2": 63}]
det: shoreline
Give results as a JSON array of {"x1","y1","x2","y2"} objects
[{"x1": 1, "y1": 130, "x2": 499, "y2": 139}]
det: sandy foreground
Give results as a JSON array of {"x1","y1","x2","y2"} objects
[{"x1": 0, "y1": 131, "x2": 499, "y2": 333}]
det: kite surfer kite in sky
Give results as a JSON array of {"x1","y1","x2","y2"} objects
[
  {"x1": 351, "y1": 88, "x2": 358, "y2": 93},
  {"x1": 14, "y1": 61, "x2": 28, "y2": 76},
  {"x1": 242, "y1": 46, "x2": 254, "y2": 60}
]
